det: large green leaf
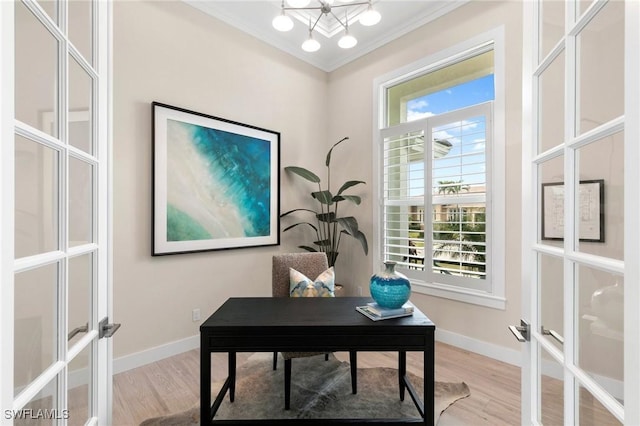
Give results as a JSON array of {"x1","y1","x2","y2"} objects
[
  {"x1": 316, "y1": 212, "x2": 336, "y2": 223},
  {"x1": 337, "y1": 216, "x2": 359, "y2": 236},
  {"x1": 340, "y1": 229, "x2": 368, "y2": 255},
  {"x1": 285, "y1": 166, "x2": 320, "y2": 183},
  {"x1": 299, "y1": 245, "x2": 318, "y2": 252},
  {"x1": 334, "y1": 195, "x2": 361, "y2": 205},
  {"x1": 282, "y1": 222, "x2": 318, "y2": 233},
  {"x1": 312, "y1": 190, "x2": 334, "y2": 205},
  {"x1": 325, "y1": 137, "x2": 349, "y2": 167},
  {"x1": 280, "y1": 208, "x2": 318, "y2": 218},
  {"x1": 353, "y1": 230, "x2": 369, "y2": 255},
  {"x1": 337, "y1": 180, "x2": 365, "y2": 195}
]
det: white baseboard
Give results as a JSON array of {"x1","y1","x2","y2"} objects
[
  {"x1": 435, "y1": 327, "x2": 522, "y2": 367},
  {"x1": 113, "y1": 335, "x2": 199, "y2": 375}
]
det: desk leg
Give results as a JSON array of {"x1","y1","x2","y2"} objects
[
  {"x1": 425, "y1": 341, "x2": 435, "y2": 426},
  {"x1": 229, "y1": 351, "x2": 236, "y2": 402},
  {"x1": 399, "y1": 351, "x2": 407, "y2": 401},
  {"x1": 200, "y1": 335, "x2": 211, "y2": 426}
]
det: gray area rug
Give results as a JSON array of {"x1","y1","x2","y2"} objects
[{"x1": 140, "y1": 353, "x2": 470, "y2": 425}]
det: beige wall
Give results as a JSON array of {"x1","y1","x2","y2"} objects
[
  {"x1": 113, "y1": 1, "x2": 525, "y2": 358},
  {"x1": 326, "y1": 0, "x2": 524, "y2": 351},
  {"x1": 113, "y1": 1, "x2": 328, "y2": 357}
]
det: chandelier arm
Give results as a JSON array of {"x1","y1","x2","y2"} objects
[
  {"x1": 281, "y1": 6, "x2": 323, "y2": 11},
  {"x1": 329, "y1": 10, "x2": 348, "y2": 30},
  {"x1": 309, "y1": 12, "x2": 323, "y2": 32},
  {"x1": 329, "y1": 1, "x2": 371, "y2": 8}
]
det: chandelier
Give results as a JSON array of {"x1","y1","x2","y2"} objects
[{"x1": 272, "y1": 0, "x2": 382, "y2": 52}]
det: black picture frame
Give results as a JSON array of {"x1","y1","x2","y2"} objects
[
  {"x1": 152, "y1": 102, "x2": 280, "y2": 255},
  {"x1": 541, "y1": 179, "x2": 605, "y2": 242}
]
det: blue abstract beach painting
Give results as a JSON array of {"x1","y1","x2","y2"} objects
[{"x1": 165, "y1": 119, "x2": 271, "y2": 241}]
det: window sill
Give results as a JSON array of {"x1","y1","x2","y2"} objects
[{"x1": 411, "y1": 279, "x2": 506, "y2": 310}]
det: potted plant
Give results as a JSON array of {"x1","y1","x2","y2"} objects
[{"x1": 281, "y1": 137, "x2": 368, "y2": 267}]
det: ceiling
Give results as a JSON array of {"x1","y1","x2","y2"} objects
[{"x1": 184, "y1": 1, "x2": 468, "y2": 72}]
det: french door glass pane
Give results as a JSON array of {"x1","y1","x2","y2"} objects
[
  {"x1": 15, "y1": 1, "x2": 59, "y2": 136},
  {"x1": 576, "y1": 264, "x2": 624, "y2": 403},
  {"x1": 540, "y1": 348, "x2": 564, "y2": 424},
  {"x1": 68, "y1": 55, "x2": 93, "y2": 155},
  {"x1": 68, "y1": 253, "x2": 92, "y2": 348},
  {"x1": 68, "y1": 344, "x2": 92, "y2": 425},
  {"x1": 576, "y1": 132, "x2": 623, "y2": 260},
  {"x1": 14, "y1": 263, "x2": 59, "y2": 397},
  {"x1": 578, "y1": 384, "x2": 622, "y2": 424},
  {"x1": 14, "y1": 378, "x2": 57, "y2": 426},
  {"x1": 538, "y1": 154, "x2": 564, "y2": 247},
  {"x1": 539, "y1": 253, "x2": 564, "y2": 351},
  {"x1": 538, "y1": 51, "x2": 565, "y2": 154},
  {"x1": 68, "y1": 0, "x2": 93, "y2": 66},
  {"x1": 576, "y1": 0, "x2": 624, "y2": 135},
  {"x1": 15, "y1": 136, "x2": 59, "y2": 259},
  {"x1": 69, "y1": 157, "x2": 93, "y2": 246},
  {"x1": 36, "y1": 0, "x2": 58, "y2": 25},
  {"x1": 540, "y1": 0, "x2": 564, "y2": 61}
]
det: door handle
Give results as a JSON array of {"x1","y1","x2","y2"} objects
[
  {"x1": 508, "y1": 319, "x2": 530, "y2": 342},
  {"x1": 68, "y1": 323, "x2": 88, "y2": 341},
  {"x1": 99, "y1": 317, "x2": 122, "y2": 339},
  {"x1": 541, "y1": 326, "x2": 564, "y2": 344}
]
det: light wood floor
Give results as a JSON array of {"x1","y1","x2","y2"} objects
[{"x1": 113, "y1": 342, "x2": 522, "y2": 425}]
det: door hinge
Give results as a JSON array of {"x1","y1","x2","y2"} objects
[
  {"x1": 99, "y1": 317, "x2": 122, "y2": 339},
  {"x1": 508, "y1": 319, "x2": 530, "y2": 342}
]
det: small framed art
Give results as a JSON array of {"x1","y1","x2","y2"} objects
[{"x1": 541, "y1": 179, "x2": 604, "y2": 242}]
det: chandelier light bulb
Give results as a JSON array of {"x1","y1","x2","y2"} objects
[
  {"x1": 359, "y1": 5, "x2": 381, "y2": 26},
  {"x1": 272, "y1": 12, "x2": 294, "y2": 32},
  {"x1": 302, "y1": 35, "x2": 321, "y2": 52},
  {"x1": 338, "y1": 33, "x2": 357, "y2": 49},
  {"x1": 286, "y1": 0, "x2": 310, "y2": 7}
]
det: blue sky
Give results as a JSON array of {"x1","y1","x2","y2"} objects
[
  {"x1": 406, "y1": 74, "x2": 495, "y2": 121},
  {"x1": 407, "y1": 74, "x2": 494, "y2": 196}
]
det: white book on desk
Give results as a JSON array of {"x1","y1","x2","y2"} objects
[
  {"x1": 356, "y1": 305, "x2": 413, "y2": 321},
  {"x1": 365, "y1": 302, "x2": 414, "y2": 317}
]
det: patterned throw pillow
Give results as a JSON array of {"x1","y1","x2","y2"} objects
[{"x1": 289, "y1": 267, "x2": 335, "y2": 297}]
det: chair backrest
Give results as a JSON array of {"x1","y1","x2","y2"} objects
[{"x1": 272, "y1": 252, "x2": 329, "y2": 297}]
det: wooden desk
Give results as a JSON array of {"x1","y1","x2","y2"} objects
[{"x1": 200, "y1": 297, "x2": 435, "y2": 425}]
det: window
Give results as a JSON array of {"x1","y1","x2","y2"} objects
[{"x1": 374, "y1": 29, "x2": 505, "y2": 309}]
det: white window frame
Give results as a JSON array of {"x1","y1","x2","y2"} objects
[{"x1": 372, "y1": 27, "x2": 506, "y2": 309}]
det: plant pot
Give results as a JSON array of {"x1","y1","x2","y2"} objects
[{"x1": 369, "y1": 261, "x2": 411, "y2": 309}]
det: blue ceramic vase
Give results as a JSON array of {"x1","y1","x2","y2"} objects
[{"x1": 369, "y1": 261, "x2": 411, "y2": 309}]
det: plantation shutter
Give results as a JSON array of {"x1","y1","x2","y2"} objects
[{"x1": 381, "y1": 122, "x2": 426, "y2": 275}]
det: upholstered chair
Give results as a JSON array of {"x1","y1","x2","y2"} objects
[{"x1": 272, "y1": 253, "x2": 357, "y2": 410}]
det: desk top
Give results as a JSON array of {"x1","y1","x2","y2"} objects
[{"x1": 201, "y1": 297, "x2": 434, "y2": 331}]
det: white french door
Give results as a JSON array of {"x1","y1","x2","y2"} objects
[
  {"x1": 521, "y1": 0, "x2": 640, "y2": 424},
  {"x1": 0, "y1": 0, "x2": 113, "y2": 424}
]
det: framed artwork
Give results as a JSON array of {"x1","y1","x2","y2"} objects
[
  {"x1": 152, "y1": 102, "x2": 280, "y2": 255},
  {"x1": 541, "y1": 179, "x2": 605, "y2": 242}
]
